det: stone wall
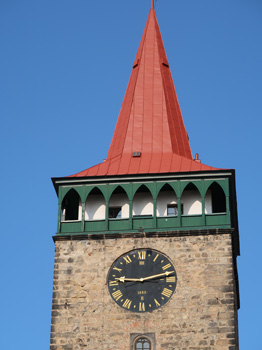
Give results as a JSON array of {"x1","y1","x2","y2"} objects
[{"x1": 50, "y1": 231, "x2": 238, "y2": 350}]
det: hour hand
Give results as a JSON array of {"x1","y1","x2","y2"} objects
[
  {"x1": 115, "y1": 276, "x2": 126, "y2": 283},
  {"x1": 115, "y1": 276, "x2": 141, "y2": 283}
]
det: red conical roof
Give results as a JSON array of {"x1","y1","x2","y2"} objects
[
  {"x1": 70, "y1": 7, "x2": 219, "y2": 178},
  {"x1": 107, "y1": 7, "x2": 192, "y2": 160}
]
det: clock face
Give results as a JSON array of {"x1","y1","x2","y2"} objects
[{"x1": 107, "y1": 249, "x2": 177, "y2": 313}]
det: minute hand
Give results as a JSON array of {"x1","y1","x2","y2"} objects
[{"x1": 143, "y1": 270, "x2": 175, "y2": 281}]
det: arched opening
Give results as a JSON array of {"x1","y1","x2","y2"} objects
[
  {"x1": 109, "y1": 186, "x2": 129, "y2": 219},
  {"x1": 157, "y1": 184, "x2": 178, "y2": 217},
  {"x1": 206, "y1": 182, "x2": 226, "y2": 213},
  {"x1": 61, "y1": 189, "x2": 81, "y2": 221},
  {"x1": 181, "y1": 183, "x2": 202, "y2": 215},
  {"x1": 134, "y1": 337, "x2": 151, "y2": 350},
  {"x1": 85, "y1": 187, "x2": 105, "y2": 220},
  {"x1": 133, "y1": 185, "x2": 153, "y2": 217}
]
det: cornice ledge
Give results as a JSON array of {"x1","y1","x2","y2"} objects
[{"x1": 53, "y1": 228, "x2": 235, "y2": 242}]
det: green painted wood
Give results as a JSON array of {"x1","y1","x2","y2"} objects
[
  {"x1": 156, "y1": 181, "x2": 179, "y2": 198},
  {"x1": 177, "y1": 196, "x2": 182, "y2": 226},
  {"x1": 75, "y1": 187, "x2": 86, "y2": 202},
  {"x1": 56, "y1": 223, "x2": 232, "y2": 236},
  {"x1": 81, "y1": 202, "x2": 85, "y2": 232},
  {"x1": 56, "y1": 175, "x2": 233, "y2": 234},
  {"x1": 180, "y1": 180, "x2": 203, "y2": 196},
  {"x1": 57, "y1": 204, "x2": 61, "y2": 233},
  {"x1": 156, "y1": 181, "x2": 168, "y2": 194},
  {"x1": 81, "y1": 185, "x2": 107, "y2": 202},
  {"x1": 60, "y1": 221, "x2": 82, "y2": 233},
  {"x1": 226, "y1": 196, "x2": 230, "y2": 222},
  {"x1": 206, "y1": 213, "x2": 229, "y2": 226},
  {"x1": 105, "y1": 201, "x2": 109, "y2": 231},
  {"x1": 108, "y1": 183, "x2": 132, "y2": 200},
  {"x1": 132, "y1": 183, "x2": 155, "y2": 199},
  {"x1": 181, "y1": 215, "x2": 202, "y2": 227},
  {"x1": 157, "y1": 217, "x2": 180, "y2": 228},
  {"x1": 57, "y1": 179, "x2": 229, "y2": 207},
  {"x1": 201, "y1": 197, "x2": 206, "y2": 226},
  {"x1": 203, "y1": 179, "x2": 228, "y2": 197},
  {"x1": 109, "y1": 219, "x2": 130, "y2": 231},
  {"x1": 175, "y1": 180, "x2": 182, "y2": 198},
  {"x1": 84, "y1": 220, "x2": 107, "y2": 231},
  {"x1": 153, "y1": 198, "x2": 157, "y2": 227},
  {"x1": 60, "y1": 187, "x2": 82, "y2": 203},
  {"x1": 133, "y1": 217, "x2": 155, "y2": 229},
  {"x1": 58, "y1": 187, "x2": 62, "y2": 205}
]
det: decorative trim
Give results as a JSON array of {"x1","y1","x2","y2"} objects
[
  {"x1": 53, "y1": 171, "x2": 233, "y2": 186},
  {"x1": 53, "y1": 228, "x2": 234, "y2": 242}
]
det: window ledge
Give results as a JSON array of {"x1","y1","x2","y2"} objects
[
  {"x1": 206, "y1": 212, "x2": 227, "y2": 216},
  {"x1": 181, "y1": 214, "x2": 202, "y2": 217},
  {"x1": 61, "y1": 220, "x2": 81, "y2": 223},
  {"x1": 109, "y1": 218, "x2": 129, "y2": 221},
  {"x1": 133, "y1": 215, "x2": 153, "y2": 219}
]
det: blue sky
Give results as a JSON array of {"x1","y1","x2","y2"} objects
[{"x1": 1, "y1": 0, "x2": 261, "y2": 349}]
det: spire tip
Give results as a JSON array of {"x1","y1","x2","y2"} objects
[{"x1": 151, "y1": 0, "x2": 154, "y2": 9}]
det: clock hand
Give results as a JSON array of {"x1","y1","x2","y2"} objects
[
  {"x1": 115, "y1": 276, "x2": 141, "y2": 283},
  {"x1": 115, "y1": 271, "x2": 175, "y2": 283},
  {"x1": 142, "y1": 270, "x2": 175, "y2": 281}
]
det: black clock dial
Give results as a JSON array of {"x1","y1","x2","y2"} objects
[{"x1": 107, "y1": 249, "x2": 177, "y2": 313}]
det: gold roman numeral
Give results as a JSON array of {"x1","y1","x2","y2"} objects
[
  {"x1": 123, "y1": 255, "x2": 132, "y2": 264},
  {"x1": 166, "y1": 276, "x2": 176, "y2": 283},
  {"x1": 138, "y1": 251, "x2": 146, "y2": 260},
  {"x1": 109, "y1": 280, "x2": 119, "y2": 286},
  {"x1": 154, "y1": 299, "x2": 160, "y2": 307},
  {"x1": 162, "y1": 288, "x2": 172, "y2": 298},
  {"x1": 162, "y1": 263, "x2": 171, "y2": 270},
  {"x1": 112, "y1": 290, "x2": 123, "y2": 301},
  {"x1": 113, "y1": 266, "x2": 122, "y2": 273},
  {"x1": 139, "y1": 302, "x2": 145, "y2": 312},
  {"x1": 122, "y1": 299, "x2": 132, "y2": 309},
  {"x1": 153, "y1": 254, "x2": 159, "y2": 262}
]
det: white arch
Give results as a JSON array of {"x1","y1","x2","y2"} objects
[{"x1": 85, "y1": 189, "x2": 105, "y2": 220}]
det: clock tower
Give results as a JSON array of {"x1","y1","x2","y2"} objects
[{"x1": 51, "y1": 3, "x2": 240, "y2": 350}]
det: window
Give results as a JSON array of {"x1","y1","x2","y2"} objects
[
  {"x1": 109, "y1": 206, "x2": 122, "y2": 219},
  {"x1": 131, "y1": 333, "x2": 155, "y2": 350},
  {"x1": 167, "y1": 204, "x2": 183, "y2": 216},
  {"x1": 135, "y1": 337, "x2": 151, "y2": 350},
  {"x1": 205, "y1": 182, "x2": 226, "y2": 214},
  {"x1": 61, "y1": 189, "x2": 80, "y2": 221}
]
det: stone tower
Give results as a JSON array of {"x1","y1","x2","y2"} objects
[{"x1": 51, "y1": 3, "x2": 240, "y2": 350}]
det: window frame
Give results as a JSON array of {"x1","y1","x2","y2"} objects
[
  {"x1": 109, "y1": 206, "x2": 122, "y2": 219},
  {"x1": 134, "y1": 337, "x2": 151, "y2": 350},
  {"x1": 130, "y1": 333, "x2": 155, "y2": 350},
  {"x1": 167, "y1": 203, "x2": 184, "y2": 216}
]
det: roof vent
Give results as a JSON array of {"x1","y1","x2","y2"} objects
[
  {"x1": 133, "y1": 58, "x2": 140, "y2": 69},
  {"x1": 194, "y1": 153, "x2": 201, "y2": 163},
  {"x1": 133, "y1": 151, "x2": 141, "y2": 157},
  {"x1": 162, "y1": 60, "x2": 169, "y2": 68}
]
